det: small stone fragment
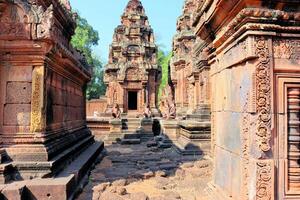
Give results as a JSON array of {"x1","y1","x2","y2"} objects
[
  {"x1": 93, "y1": 182, "x2": 110, "y2": 193},
  {"x1": 155, "y1": 170, "x2": 167, "y2": 177},
  {"x1": 116, "y1": 187, "x2": 127, "y2": 195},
  {"x1": 144, "y1": 171, "x2": 154, "y2": 179},
  {"x1": 130, "y1": 192, "x2": 149, "y2": 200},
  {"x1": 112, "y1": 179, "x2": 128, "y2": 187},
  {"x1": 163, "y1": 191, "x2": 181, "y2": 199},
  {"x1": 181, "y1": 162, "x2": 194, "y2": 169}
]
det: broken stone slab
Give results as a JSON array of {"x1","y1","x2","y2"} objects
[
  {"x1": 25, "y1": 176, "x2": 75, "y2": 200},
  {"x1": 121, "y1": 139, "x2": 141, "y2": 145},
  {"x1": 1, "y1": 181, "x2": 26, "y2": 200},
  {"x1": 159, "y1": 163, "x2": 177, "y2": 170},
  {"x1": 146, "y1": 141, "x2": 158, "y2": 147}
]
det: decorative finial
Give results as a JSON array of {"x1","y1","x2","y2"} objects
[{"x1": 60, "y1": 0, "x2": 71, "y2": 11}]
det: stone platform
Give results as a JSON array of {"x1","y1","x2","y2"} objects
[
  {"x1": 0, "y1": 141, "x2": 104, "y2": 200},
  {"x1": 174, "y1": 120, "x2": 211, "y2": 155},
  {"x1": 102, "y1": 118, "x2": 154, "y2": 144}
]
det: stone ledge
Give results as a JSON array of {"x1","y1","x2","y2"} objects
[
  {"x1": 179, "y1": 120, "x2": 211, "y2": 130},
  {"x1": 0, "y1": 141, "x2": 104, "y2": 200}
]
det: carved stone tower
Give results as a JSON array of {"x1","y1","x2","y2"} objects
[{"x1": 104, "y1": 0, "x2": 160, "y2": 116}]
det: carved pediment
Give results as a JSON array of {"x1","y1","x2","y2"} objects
[
  {"x1": 0, "y1": 0, "x2": 54, "y2": 40},
  {"x1": 125, "y1": 67, "x2": 145, "y2": 81}
]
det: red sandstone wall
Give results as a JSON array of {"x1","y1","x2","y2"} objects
[
  {"x1": 46, "y1": 68, "x2": 85, "y2": 130},
  {"x1": 86, "y1": 98, "x2": 108, "y2": 116},
  {"x1": 0, "y1": 65, "x2": 32, "y2": 134}
]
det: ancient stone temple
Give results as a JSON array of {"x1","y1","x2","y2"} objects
[
  {"x1": 104, "y1": 0, "x2": 160, "y2": 116},
  {"x1": 171, "y1": 0, "x2": 211, "y2": 119},
  {"x1": 191, "y1": 0, "x2": 300, "y2": 199},
  {"x1": 158, "y1": 0, "x2": 211, "y2": 156},
  {"x1": 0, "y1": 0, "x2": 103, "y2": 198}
]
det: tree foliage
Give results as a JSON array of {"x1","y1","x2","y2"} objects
[
  {"x1": 158, "y1": 50, "x2": 172, "y2": 101},
  {"x1": 71, "y1": 15, "x2": 106, "y2": 100}
]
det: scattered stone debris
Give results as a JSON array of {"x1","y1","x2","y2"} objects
[{"x1": 76, "y1": 140, "x2": 212, "y2": 200}]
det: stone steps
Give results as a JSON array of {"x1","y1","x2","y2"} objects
[
  {"x1": 120, "y1": 138, "x2": 141, "y2": 145},
  {"x1": 0, "y1": 141, "x2": 104, "y2": 200}
]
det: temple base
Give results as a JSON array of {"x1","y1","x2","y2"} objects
[{"x1": 0, "y1": 141, "x2": 104, "y2": 200}]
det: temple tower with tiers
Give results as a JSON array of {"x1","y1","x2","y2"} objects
[{"x1": 104, "y1": 0, "x2": 160, "y2": 116}]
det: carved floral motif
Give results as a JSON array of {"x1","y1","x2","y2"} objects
[
  {"x1": 273, "y1": 39, "x2": 300, "y2": 60},
  {"x1": 256, "y1": 161, "x2": 273, "y2": 200},
  {"x1": 255, "y1": 37, "x2": 271, "y2": 153},
  {"x1": 31, "y1": 66, "x2": 45, "y2": 133}
]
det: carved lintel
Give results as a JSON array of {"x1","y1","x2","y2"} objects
[
  {"x1": 31, "y1": 66, "x2": 46, "y2": 133},
  {"x1": 273, "y1": 38, "x2": 300, "y2": 61}
]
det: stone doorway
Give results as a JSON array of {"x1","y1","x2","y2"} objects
[
  {"x1": 276, "y1": 77, "x2": 300, "y2": 199},
  {"x1": 128, "y1": 91, "x2": 138, "y2": 111}
]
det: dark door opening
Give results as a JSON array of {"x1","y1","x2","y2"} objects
[{"x1": 128, "y1": 91, "x2": 138, "y2": 110}]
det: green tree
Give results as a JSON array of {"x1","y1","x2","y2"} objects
[
  {"x1": 157, "y1": 50, "x2": 172, "y2": 101},
  {"x1": 71, "y1": 15, "x2": 106, "y2": 100}
]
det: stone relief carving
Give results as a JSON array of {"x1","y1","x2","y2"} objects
[
  {"x1": 31, "y1": 66, "x2": 45, "y2": 133},
  {"x1": 273, "y1": 38, "x2": 300, "y2": 60},
  {"x1": 0, "y1": 2, "x2": 30, "y2": 37},
  {"x1": 255, "y1": 37, "x2": 272, "y2": 153},
  {"x1": 241, "y1": 94, "x2": 250, "y2": 199},
  {"x1": 256, "y1": 161, "x2": 273, "y2": 200},
  {"x1": 36, "y1": 5, "x2": 54, "y2": 39}
]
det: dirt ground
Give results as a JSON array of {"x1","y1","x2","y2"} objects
[{"x1": 76, "y1": 140, "x2": 212, "y2": 200}]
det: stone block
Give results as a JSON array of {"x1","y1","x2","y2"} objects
[
  {"x1": 110, "y1": 119, "x2": 122, "y2": 133},
  {"x1": 3, "y1": 104, "x2": 31, "y2": 126},
  {"x1": 215, "y1": 111, "x2": 241, "y2": 154},
  {"x1": 214, "y1": 146, "x2": 232, "y2": 197},
  {"x1": 141, "y1": 118, "x2": 153, "y2": 134},
  {"x1": 1, "y1": 182, "x2": 26, "y2": 200},
  {"x1": 7, "y1": 66, "x2": 32, "y2": 82},
  {"x1": 26, "y1": 176, "x2": 75, "y2": 200},
  {"x1": 52, "y1": 105, "x2": 64, "y2": 123},
  {"x1": 6, "y1": 82, "x2": 32, "y2": 104},
  {"x1": 161, "y1": 119, "x2": 179, "y2": 142},
  {"x1": 231, "y1": 155, "x2": 241, "y2": 199}
]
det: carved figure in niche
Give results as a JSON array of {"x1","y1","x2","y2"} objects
[
  {"x1": 160, "y1": 100, "x2": 169, "y2": 119},
  {"x1": 164, "y1": 85, "x2": 174, "y2": 106},
  {"x1": 112, "y1": 88, "x2": 117, "y2": 105},
  {"x1": 168, "y1": 103, "x2": 176, "y2": 119},
  {"x1": 188, "y1": 82, "x2": 194, "y2": 110},
  {"x1": 143, "y1": 104, "x2": 152, "y2": 118},
  {"x1": 112, "y1": 103, "x2": 121, "y2": 119}
]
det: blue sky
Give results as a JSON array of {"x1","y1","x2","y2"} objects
[{"x1": 70, "y1": 0, "x2": 184, "y2": 63}]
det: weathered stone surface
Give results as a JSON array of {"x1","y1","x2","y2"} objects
[
  {"x1": 129, "y1": 192, "x2": 149, "y2": 200},
  {"x1": 6, "y1": 82, "x2": 32, "y2": 104},
  {"x1": 100, "y1": 191, "x2": 125, "y2": 200},
  {"x1": 104, "y1": 0, "x2": 160, "y2": 115},
  {"x1": 0, "y1": 0, "x2": 103, "y2": 198},
  {"x1": 190, "y1": 0, "x2": 300, "y2": 199},
  {"x1": 79, "y1": 141, "x2": 212, "y2": 200}
]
